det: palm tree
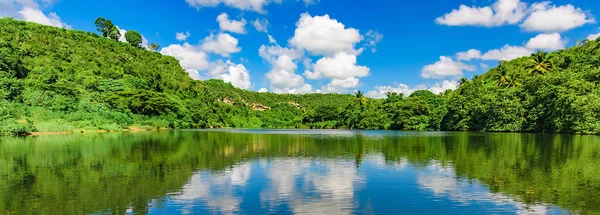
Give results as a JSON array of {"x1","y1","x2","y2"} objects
[
  {"x1": 493, "y1": 66, "x2": 509, "y2": 86},
  {"x1": 459, "y1": 78, "x2": 468, "y2": 86},
  {"x1": 385, "y1": 92, "x2": 398, "y2": 98},
  {"x1": 527, "y1": 51, "x2": 553, "y2": 75},
  {"x1": 354, "y1": 90, "x2": 367, "y2": 110},
  {"x1": 505, "y1": 72, "x2": 522, "y2": 87}
]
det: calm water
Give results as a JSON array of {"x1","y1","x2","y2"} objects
[{"x1": 1, "y1": 130, "x2": 599, "y2": 215}]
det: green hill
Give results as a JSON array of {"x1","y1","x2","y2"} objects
[
  {"x1": 1, "y1": 18, "x2": 599, "y2": 135},
  {"x1": 0, "y1": 18, "x2": 355, "y2": 135}
]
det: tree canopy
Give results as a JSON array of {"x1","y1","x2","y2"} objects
[{"x1": 1, "y1": 18, "x2": 600, "y2": 135}]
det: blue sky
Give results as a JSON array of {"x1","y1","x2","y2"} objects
[{"x1": 2, "y1": 0, "x2": 600, "y2": 97}]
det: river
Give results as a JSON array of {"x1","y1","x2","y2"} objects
[{"x1": 0, "y1": 129, "x2": 598, "y2": 214}]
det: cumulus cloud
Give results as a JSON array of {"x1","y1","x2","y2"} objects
[
  {"x1": 258, "y1": 44, "x2": 304, "y2": 63},
  {"x1": 321, "y1": 77, "x2": 360, "y2": 93},
  {"x1": 455, "y1": 46, "x2": 531, "y2": 62},
  {"x1": 18, "y1": 7, "x2": 69, "y2": 28},
  {"x1": 421, "y1": 56, "x2": 475, "y2": 79},
  {"x1": 217, "y1": 13, "x2": 247, "y2": 34},
  {"x1": 290, "y1": 13, "x2": 362, "y2": 56},
  {"x1": 201, "y1": 33, "x2": 242, "y2": 57},
  {"x1": 304, "y1": 52, "x2": 370, "y2": 80},
  {"x1": 456, "y1": 49, "x2": 482, "y2": 61},
  {"x1": 480, "y1": 45, "x2": 533, "y2": 61},
  {"x1": 176, "y1": 31, "x2": 191, "y2": 41},
  {"x1": 455, "y1": 45, "x2": 537, "y2": 63},
  {"x1": 160, "y1": 42, "x2": 251, "y2": 89},
  {"x1": 435, "y1": 0, "x2": 527, "y2": 27},
  {"x1": 455, "y1": 33, "x2": 566, "y2": 63},
  {"x1": 437, "y1": 0, "x2": 593, "y2": 32},
  {"x1": 366, "y1": 80, "x2": 459, "y2": 98},
  {"x1": 160, "y1": 43, "x2": 210, "y2": 79},
  {"x1": 1, "y1": 0, "x2": 69, "y2": 29},
  {"x1": 252, "y1": 18, "x2": 269, "y2": 32},
  {"x1": 520, "y1": 2, "x2": 594, "y2": 32},
  {"x1": 221, "y1": 61, "x2": 252, "y2": 89},
  {"x1": 259, "y1": 45, "x2": 312, "y2": 94},
  {"x1": 525, "y1": 33, "x2": 567, "y2": 51},
  {"x1": 587, "y1": 33, "x2": 600, "y2": 41},
  {"x1": 258, "y1": 87, "x2": 268, "y2": 93}
]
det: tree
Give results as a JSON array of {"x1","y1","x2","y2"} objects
[
  {"x1": 459, "y1": 78, "x2": 468, "y2": 86},
  {"x1": 148, "y1": 43, "x2": 160, "y2": 51},
  {"x1": 493, "y1": 66, "x2": 509, "y2": 86},
  {"x1": 108, "y1": 26, "x2": 120, "y2": 41},
  {"x1": 95, "y1": 17, "x2": 120, "y2": 41},
  {"x1": 354, "y1": 90, "x2": 367, "y2": 110},
  {"x1": 527, "y1": 51, "x2": 553, "y2": 75},
  {"x1": 125, "y1": 30, "x2": 142, "y2": 47}
]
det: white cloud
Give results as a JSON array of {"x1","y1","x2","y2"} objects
[
  {"x1": 290, "y1": 13, "x2": 362, "y2": 56},
  {"x1": 520, "y1": 2, "x2": 594, "y2": 32},
  {"x1": 456, "y1": 45, "x2": 532, "y2": 62},
  {"x1": 366, "y1": 80, "x2": 459, "y2": 98},
  {"x1": 266, "y1": 56, "x2": 304, "y2": 88},
  {"x1": 456, "y1": 33, "x2": 564, "y2": 63},
  {"x1": 480, "y1": 45, "x2": 533, "y2": 61},
  {"x1": 18, "y1": 7, "x2": 69, "y2": 28},
  {"x1": 429, "y1": 80, "x2": 459, "y2": 94},
  {"x1": 421, "y1": 56, "x2": 475, "y2": 79},
  {"x1": 221, "y1": 61, "x2": 251, "y2": 89},
  {"x1": 258, "y1": 87, "x2": 268, "y2": 93},
  {"x1": 1, "y1": 1, "x2": 69, "y2": 28},
  {"x1": 437, "y1": 0, "x2": 593, "y2": 32},
  {"x1": 160, "y1": 43, "x2": 210, "y2": 73},
  {"x1": 258, "y1": 44, "x2": 304, "y2": 63},
  {"x1": 185, "y1": 0, "x2": 273, "y2": 13},
  {"x1": 267, "y1": 34, "x2": 277, "y2": 44},
  {"x1": 176, "y1": 31, "x2": 190, "y2": 41},
  {"x1": 456, "y1": 49, "x2": 482, "y2": 61},
  {"x1": 525, "y1": 33, "x2": 567, "y2": 51},
  {"x1": 201, "y1": 33, "x2": 242, "y2": 57},
  {"x1": 364, "y1": 30, "x2": 383, "y2": 53},
  {"x1": 217, "y1": 13, "x2": 246, "y2": 34},
  {"x1": 260, "y1": 46, "x2": 312, "y2": 94},
  {"x1": 435, "y1": 0, "x2": 526, "y2": 27},
  {"x1": 304, "y1": 52, "x2": 369, "y2": 80},
  {"x1": 252, "y1": 18, "x2": 269, "y2": 32},
  {"x1": 321, "y1": 77, "x2": 360, "y2": 93},
  {"x1": 587, "y1": 33, "x2": 600, "y2": 41}
]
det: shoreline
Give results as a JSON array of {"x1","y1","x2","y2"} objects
[{"x1": 25, "y1": 127, "x2": 170, "y2": 137}]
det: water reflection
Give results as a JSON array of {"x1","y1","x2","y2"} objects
[{"x1": 0, "y1": 130, "x2": 598, "y2": 214}]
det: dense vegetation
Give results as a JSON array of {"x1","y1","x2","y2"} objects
[{"x1": 1, "y1": 18, "x2": 599, "y2": 135}]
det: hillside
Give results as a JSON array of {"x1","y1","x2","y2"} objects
[
  {"x1": 0, "y1": 18, "x2": 355, "y2": 135},
  {"x1": 1, "y1": 18, "x2": 599, "y2": 135}
]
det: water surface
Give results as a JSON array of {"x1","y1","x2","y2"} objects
[{"x1": 1, "y1": 130, "x2": 599, "y2": 214}]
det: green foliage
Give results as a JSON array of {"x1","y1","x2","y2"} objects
[
  {"x1": 0, "y1": 18, "x2": 599, "y2": 135},
  {"x1": 125, "y1": 30, "x2": 142, "y2": 47}
]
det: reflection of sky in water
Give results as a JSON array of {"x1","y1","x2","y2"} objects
[{"x1": 148, "y1": 155, "x2": 569, "y2": 215}]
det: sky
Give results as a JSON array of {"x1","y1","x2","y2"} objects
[{"x1": 2, "y1": 0, "x2": 600, "y2": 98}]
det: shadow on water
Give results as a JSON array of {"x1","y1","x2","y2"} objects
[{"x1": 0, "y1": 130, "x2": 599, "y2": 214}]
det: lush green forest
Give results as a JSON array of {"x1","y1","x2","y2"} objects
[{"x1": 1, "y1": 18, "x2": 599, "y2": 135}]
